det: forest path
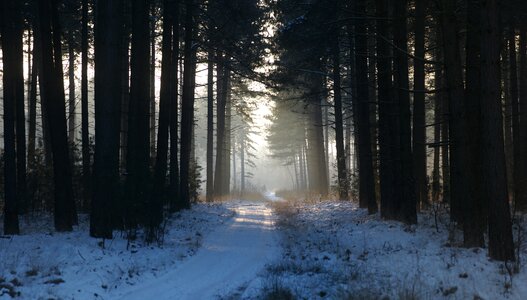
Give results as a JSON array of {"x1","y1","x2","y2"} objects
[{"x1": 115, "y1": 199, "x2": 280, "y2": 300}]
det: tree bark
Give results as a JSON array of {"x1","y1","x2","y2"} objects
[
  {"x1": 333, "y1": 34, "x2": 349, "y2": 201},
  {"x1": 168, "y1": 0, "x2": 180, "y2": 209},
  {"x1": 393, "y1": 0, "x2": 416, "y2": 224},
  {"x1": 68, "y1": 35, "x2": 76, "y2": 144},
  {"x1": 38, "y1": 0, "x2": 77, "y2": 231},
  {"x1": 206, "y1": 52, "x2": 214, "y2": 202},
  {"x1": 480, "y1": 0, "x2": 515, "y2": 261},
  {"x1": 509, "y1": 23, "x2": 521, "y2": 210},
  {"x1": 81, "y1": 0, "x2": 91, "y2": 208},
  {"x1": 178, "y1": 0, "x2": 196, "y2": 209},
  {"x1": 1, "y1": 0, "x2": 21, "y2": 235},
  {"x1": 439, "y1": 0, "x2": 466, "y2": 223},
  {"x1": 151, "y1": 0, "x2": 174, "y2": 234},
  {"x1": 463, "y1": 0, "x2": 485, "y2": 247},
  {"x1": 413, "y1": 0, "x2": 428, "y2": 209},
  {"x1": 125, "y1": 0, "x2": 152, "y2": 229},
  {"x1": 376, "y1": 0, "x2": 398, "y2": 219},
  {"x1": 90, "y1": 0, "x2": 123, "y2": 239},
  {"x1": 353, "y1": 0, "x2": 376, "y2": 212}
]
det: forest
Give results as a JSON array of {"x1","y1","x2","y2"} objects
[{"x1": 1, "y1": 0, "x2": 527, "y2": 299}]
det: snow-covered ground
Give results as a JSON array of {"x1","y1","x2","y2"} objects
[
  {"x1": 0, "y1": 203, "x2": 236, "y2": 299},
  {"x1": 3, "y1": 197, "x2": 527, "y2": 300},
  {"x1": 262, "y1": 200, "x2": 527, "y2": 300}
]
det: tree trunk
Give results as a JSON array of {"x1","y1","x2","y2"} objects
[
  {"x1": 214, "y1": 55, "x2": 227, "y2": 197},
  {"x1": 413, "y1": 0, "x2": 428, "y2": 209},
  {"x1": 151, "y1": 0, "x2": 174, "y2": 236},
  {"x1": 376, "y1": 0, "x2": 398, "y2": 219},
  {"x1": 509, "y1": 23, "x2": 521, "y2": 210},
  {"x1": 432, "y1": 36, "x2": 443, "y2": 204},
  {"x1": 353, "y1": 1, "x2": 376, "y2": 212},
  {"x1": 90, "y1": 0, "x2": 123, "y2": 239},
  {"x1": 439, "y1": 0, "x2": 466, "y2": 223},
  {"x1": 480, "y1": 0, "x2": 515, "y2": 261},
  {"x1": 206, "y1": 52, "x2": 214, "y2": 202},
  {"x1": 517, "y1": 24, "x2": 527, "y2": 211},
  {"x1": 81, "y1": 0, "x2": 91, "y2": 208},
  {"x1": 38, "y1": 0, "x2": 77, "y2": 231},
  {"x1": 125, "y1": 0, "x2": 152, "y2": 229},
  {"x1": 28, "y1": 30, "x2": 39, "y2": 171},
  {"x1": 463, "y1": 0, "x2": 485, "y2": 247},
  {"x1": 150, "y1": 3, "x2": 157, "y2": 162},
  {"x1": 178, "y1": 0, "x2": 196, "y2": 209},
  {"x1": 222, "y1": 73, "x2": 232, "y2": 195},
  {"x1": 1, "y1": 0, "x2": 21, "y2": 235},
  {"x1": 168, "y1": 0, "x2": 180, "y2": 209},
  {"x1": 16, "y1": 16, "x2": 28, "y2": 215},
  {"x1": 68, "y1": 35, "x2": 76, "y2": 144},
  {"x1": 333, "y1": 34, "x2": 349, "y2": 201},
  {"x1": 306, "y1": 72, "x2": 329, "y2": 196},
  {"x1": 393, "y1": 0, "x2": 416, "y2": 224}
]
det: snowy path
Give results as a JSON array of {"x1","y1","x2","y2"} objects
[{"x1": 114, "y1": 201, "x2": 279, "y2": 300}]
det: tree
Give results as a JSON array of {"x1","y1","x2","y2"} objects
[
  {"x1": 151, "y1": 0, "x2": 175, "y2": 235},
  {"x1": 38, "y1": 0, "x2": 77, "y2": 231},
  {"x1": 90, "y1": 0, "x2": 123, "y2": 239},
  {"x1": 168, "y1": 0, "x2": 180, "y2": 210},
  {"x1": 413, "y1": 0, "x2": 428, "y2": 209},
  {"x1": 353, "y1": 0, "x2": 376, "y2": 212},
  {"x1": 81, "y1": 0, "x2": 91, "y2": 206},
  {"x1": 125, "y1": 0, "x2": 152, "y2": 230},
  {"x1": 179, "y1": 0, "x2": 196, "y2": 209},
  {"x1": 480, "y1": 0, "x2": 515, "y2": 261},
  {"x1": 392, "y1": 0, "x2": 416, "y2": 224},
  {"x1": 1, "y1": 0, "x2": 22, "y2": 235}
]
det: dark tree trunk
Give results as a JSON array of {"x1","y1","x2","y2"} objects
[
  {"x1": 480, "y1": 0, "x2": 515, "y2": 261},
  {"x1": 214, "y1": 55, "x2": 227, "y2": 197},
  {"x1": 392, "y1": 0, "x2": 416, "y2": 224},
  {"x1": 509, "y1": 24, "x2": 521, "y2": 210},
  {"x1": 125, "y1": 0, "x2": 152, "y2": 229},
  {"x1": 178, "y1": 0, "x2": 196, "y2": 209},
  {"x1": 413, "y1": 0, "x2": 428, "y2": 209},
  {"x1": 223, "y1": 73, "x2": 232, "y2": 195},
  {"x1": 463, "y1": 0, "x2": 485, "y2": 247},
  {"x1": 81, "y1": 0, "x2": 91, "y2": 208},
  {"x1": 150, "y1": 3, "x2": 157, "y2": 162},
  {"x1": 240, "y1": 129, "x2": 246, "y2": 195},
  {"x1": 517, "y1": 25, "x2": 527, "y2": 211},
  {"x1": 151, "y1": 0, "x2": 174, "y2": 233},
  {"x1": 68, "y1": 35, "x2": 76, "y2": 144},
  {"x1": 90, "y1": 0, "x2": 123, "y2": 239},
  {"x1": 1, "y1": 0, "x2": 21, "y2": 235},
  {"x1": 28, "y1": 31, "x2": 39, "y2": 171},
  {"x1": 353, "y1": 1, "x2": 376, "y2": 212},
  {"x1": 376, "y1": 0, "x2": 398, "y2": 219},
  {"x1": 168, "y1": 0, "x2": 180, "y2": 209},
  {"x1": 333, "y1": 33, "x2": 349, "y2": 201},
  {"x1": 439, "y1": 0, "x2": 466, "y2": 223},
  {"x1": 16, "y1": 14, "x2": 28, "y2": 215},
  {"x1": 306, "y1": 72, "x2": 329, "y2": 196},
  {"x1": 120, "y1": 2, "x2": 131, "y2": 173},
  {"x1": 38, "y1": 0, "x2": 77, "y2": 231},
  {"x1": 432, "y1": 33, "x2": 443, "y2": 204},
  {"x1": 206, "y1": 52, "x2": 214, "y2": 202}
]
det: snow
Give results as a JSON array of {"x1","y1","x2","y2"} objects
[
  {"x1": 2, "y1": 198, "x2": 527, "y2": 299},
  {"x1": 261, "y1": 200, "x2": 527, "y2": 300},
  {"x1": 114, "y1": 201, "x2": 279, "y2": 300},
  {"x1": 0, "y1": 203, "x2": 235, "y2": 300}
]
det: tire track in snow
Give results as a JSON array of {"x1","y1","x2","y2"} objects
[{"x1": 114, "y1": 201, "x2": 279, "y2": 300}]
